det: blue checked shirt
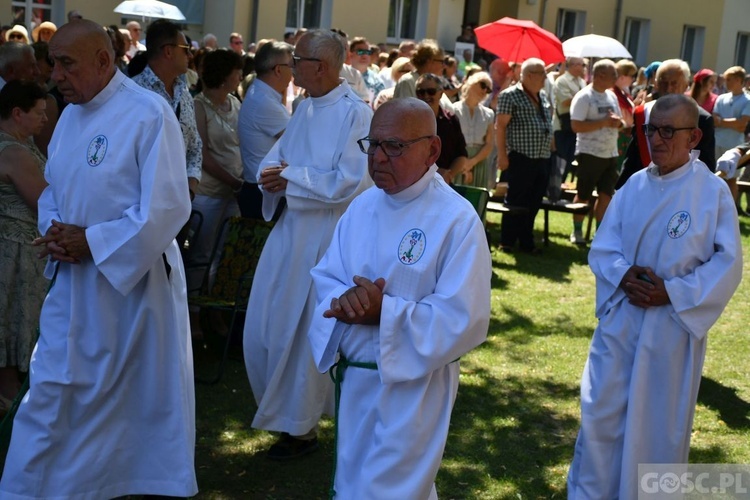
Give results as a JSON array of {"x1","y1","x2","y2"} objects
[{"x1": 497, "y1": 83, "x2": 552, "y2": 159}]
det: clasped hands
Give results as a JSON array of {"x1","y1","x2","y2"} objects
[
  {"x1": 323, "y1": 275, "x2": 386, "y2": 325},
  {"x1": 32, "y1": 219, "x2": 91, "y2": 264},
  {"x1": 259, "y1": 162, "x2": 288, "y2": 193},
  {"x1": 620, "y1": 265, "x2": 670, "y2": 308}
]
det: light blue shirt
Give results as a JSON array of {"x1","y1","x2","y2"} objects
[
  {"x1": 713, "y1": 91, "x2": 750, "y2": 150},
  {"x1": 238, "y1": 79, "x2": 290, "y2": 182}
]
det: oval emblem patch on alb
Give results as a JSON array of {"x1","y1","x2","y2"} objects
[
  {"x1": 87, "y1": 135, "x2": 108, "y2": 166},
  {"x1": 398, "y1": 228, "x2": 426, "y2": 265},
  {"x1": 667, "y1": 211, "x2": 690, "y2": 239}
]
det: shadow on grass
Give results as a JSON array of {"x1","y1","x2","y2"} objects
[
  {"x1": 739, "y1": 217, "x2": 750, "y2": 237},
  {"x1": 439, "y1": 364, "x2": 579, "y2": 498},
  {"x1": 689, "y1": 444, "x2": 730, "y2": 463},
  {"x1": 481, "y1": 305, "x2": 593, "y2": 347},
  {"x1": 194, "y1": 361, "x2": 333, "y2": 499},
  {"x1": 697, "y1": 377, "x2": 750, "y2": 430}
]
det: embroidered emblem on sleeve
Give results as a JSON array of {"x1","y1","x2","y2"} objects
[
  {"x1": 398, "y1": 229, "x2": 426, "y2": 265},
  {"x1": 667, "y1": 211, "x2": 690, "y2": 239},
  {"x1": 87, "y1": 135, "x2": 108, "y2": 166}
]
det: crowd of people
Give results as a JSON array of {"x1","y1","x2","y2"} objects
[{"x1": 0, "y1": 12, "x2": 744, "y2": 499}]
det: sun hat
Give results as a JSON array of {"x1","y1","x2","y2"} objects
[
  {"x1": 32, "y1": 21, "x2": 57, "y2": 42},
  {"x1": 5, "y1": 25, "x2": 30, "y2": 44}
]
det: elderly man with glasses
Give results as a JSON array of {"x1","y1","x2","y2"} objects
[
  {"x1": 242, "y1": 29, "x2": 373, "y2": 461},
  {"x1": 125, "y1": 20, "x2": 145, "y2": 59},
  {"x1": 567, "y1": 94, "x2": 742, "y2": 500},
  {"x1": 133, "y1": 19, "x2": 201, "y2": 200},
  {"x1": 308, "y1": 97, "x2": 490, "y2": 499}
]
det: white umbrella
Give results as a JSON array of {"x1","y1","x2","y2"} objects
[
  {"x1": 562, "y1": 34, "x2": 632, "y2": 59},
  {"x1": 114, "y1": 0, "x2": 186, "y2": 21}
]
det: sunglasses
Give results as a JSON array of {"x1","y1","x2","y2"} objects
[
  {"x1": 416, "y1": 87, "x2": 439, "y2": 97},
  {"x1": 354, "y1": 48, "x2": 373, "y2": 56},
  {"x1": 8, "y1": 33, "x2": 25, "y2": 40},
  {"x1": 162, "y1": 43, "x2": 191, "y2": 54},
  {"x1": 479, "y1": 81, "x2": 491, "y2": 93}
]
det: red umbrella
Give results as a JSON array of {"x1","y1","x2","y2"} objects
[{"x1": 474, "y1": 17, "x2": 565, "y2": 65}]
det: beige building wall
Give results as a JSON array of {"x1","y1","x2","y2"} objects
[
  {"x1": 620, "y1": 0, "x2": 721, "y2": 70},
  {"x1": 716, "y1": 0, "x2": 747, "y2": 72},
  {"x1": 255, "y1": 0, "x2": 287, "y2": 42},
  {"x1": 329, "y1": 0, "x2": 390, "y2": 45},
  {"x1": 65, "y1": 0, "x2": 121, "y2": 26}
]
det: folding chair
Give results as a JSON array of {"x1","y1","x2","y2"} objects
[
  {"x1": 188, "y1": 216, "x2": 274, "y2": 384},
  {"x1": 452, "y1": 184, "x2": 490, "y2": 224}
]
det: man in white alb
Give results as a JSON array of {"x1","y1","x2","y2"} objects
[
  {"x1": 243, "y1": 29, "x2": 373, "y2": 460},
  {"x1": 567, "y1": 94, "x2": 742, "y2": 499},
  {"x1": 0, "y1": 20, "x2": 197, "y2": 499},
  {"x1": 308, "y1": 98, "x2": 491, "y2": 499}
]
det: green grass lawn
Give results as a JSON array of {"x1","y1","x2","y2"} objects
[{"x1": 192, "y1": 211, "x2": 750, "y2": 500}]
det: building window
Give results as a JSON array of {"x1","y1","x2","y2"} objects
[
  {"x1": 11, "y1": 0, "x2": 52, "y2": 36},
  {"x1": 736, "y1": 33, "x2": 750, "y2": 68},
  {"x1": 624, "y1": 18, "x2": 650, "y2": 66},
  {"x1": 556, "y1": 9, "x2": 586, "y2": 42},
  {"x1": 388, "y1": 0, "x2": 419, "y2": 41},
  {"x1": 680, "y1": 25, "x2": 705, "y2": 71},
  {"x1": 285, "y1": 0, "x2": 322, "y2": 31}
]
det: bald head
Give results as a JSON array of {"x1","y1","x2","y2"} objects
[
  {"x1": 368, "y1": 98, "x2": 441, "y2": 194},
  {"x1": 49, "y1": 20, "x2": 115, "y2": 104},
  {"x1": 376, "y1": 98, "x2": 437, "y2": 136}
]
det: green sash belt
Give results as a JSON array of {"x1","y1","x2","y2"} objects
[{"x1": 328, "y1": 355, "x2": 378, "y2": 499}]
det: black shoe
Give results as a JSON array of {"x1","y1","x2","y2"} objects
[{"x1": 267, "y1": 433, "x2": 319, "y2": 461}]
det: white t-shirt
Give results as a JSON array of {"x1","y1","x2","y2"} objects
[{"x1": 570, "y1": 85, "x2": 620, "y2": 158}]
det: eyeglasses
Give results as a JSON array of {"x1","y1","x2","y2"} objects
[
  {"x1": 162, "y1": 43, "x2": 191, "y2": 54},
  {"x1": 478, "y1": 81, "x2": 491, "y2": 93},
  {"x1": 415, "y1": 87, "x2": 440, "y2": 97},
  {"x1": 8, "y1": 33, "x2": 25, "y2": 41},
  {"x1": 292, "y1": 54, "x2": 322, "y2": 65},
  {"x1": 432, "y1": 58, "x2": 445, "y2": 64},
  {"x1": 357, "y1": 135, "x2": 433, "y2": 157},
  {"x1": 274, "y1": 63, "x2": 292, "y2": 69},
  {"x1": 354, "y1": 48, "x2": 373, "y2": 56},
  {"x1": 231, "y1": 40, "x2": 243, "y2": 45},
  {"x1": 643, "y1": 124, "x2": 694, "y2": 140}
]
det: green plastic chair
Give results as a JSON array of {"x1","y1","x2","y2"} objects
[{"x1": 188, "y1": 216, "x2": 274, "y2": 384}]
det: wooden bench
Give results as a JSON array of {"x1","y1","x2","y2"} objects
[
  {"x1": 738, "y1": 180, "x2": 750, "y2": 194},
  {"x1": 540, "y1": 200, "x2": 592, "y2": 246},
  {"x1": 487, "y1": 188, "x2": 600, "y2": 246}
]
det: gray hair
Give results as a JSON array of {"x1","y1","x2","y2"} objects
[
  {"x1": 0, "y1": 42, "x2": 33, "y2": 73},
  {"x1": 255, "y1": 40, "x2": 294, "y2": 76},
  {"x1": 592, "y1": 58, "x2": 616, "y2": 76},
  {"x1": 304, "y1": 29, "x2": 345, "y2": 71},
  {"x1": 521, "y1": 57, "x2": 545, "y2": 76},
  {"x1": 656, "y1": 59, "x2": 691, "y2": 84},
  {"x1": 652, "y1": 93, "x2": 699, "y2": 127}
]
